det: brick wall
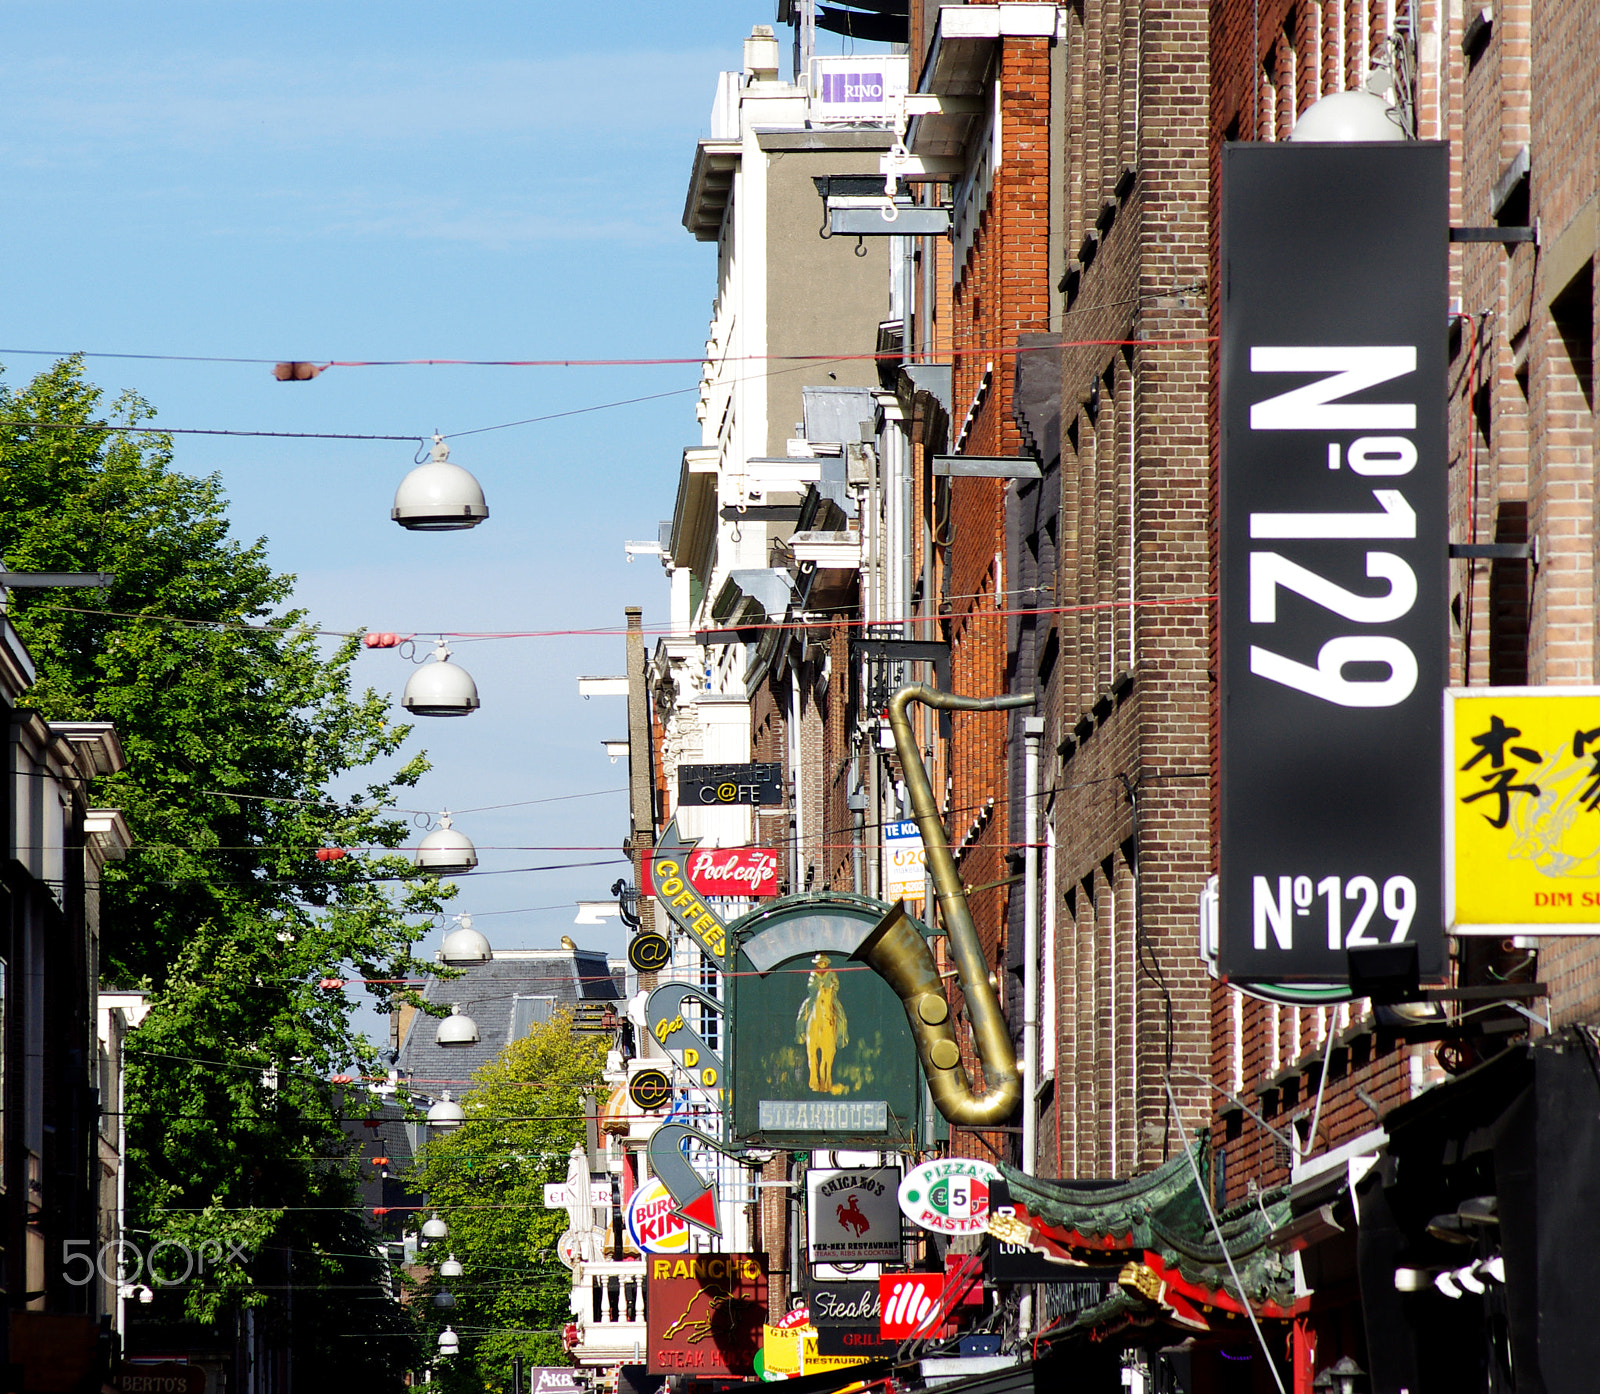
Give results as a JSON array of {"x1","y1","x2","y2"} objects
[
  {"x1": 1028, "y1": 0, "x2": 1213, "y2": 1182},
  {"x1": 939, "y1": 34, "x2": 1054, "y2": 1163}
]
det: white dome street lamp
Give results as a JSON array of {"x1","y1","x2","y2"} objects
[
  {"x1": 436, "y1": 1003, "x2": 480, "y2": 1048},
  {"x1": 415, "y1": 814, "x2": 478, "y2": 875},
  {"x1": 426, "y1": 1090, "x2": 466, "y2": 1130},
  {"x1": 439, "y1": 1253, "x2": 463, "y2": 1279},
  {"x1": 422, "y1": 1212, "x2": 449, "y2": 1241},
  {"x1": 437, "y1": 1326, "x2": 460, "y2": 1357},
  {"x1": 392, "y1": 436, "x2": 489, "y2": 531},
  {"x1": 402, "y1": 642, "x2": 480, "y2": 717},
  {"x1": 1288, "y1": 89, "x2": 1405, "y2": 142},
  {"x1": 440, "y1": 913, "x2": 491, "y2": 964}
]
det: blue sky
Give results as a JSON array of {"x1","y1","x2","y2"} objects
[{"x1": 0, "y1": 3, "x2": 876, "y2": 1030}]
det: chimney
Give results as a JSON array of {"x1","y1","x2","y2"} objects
[{"x1": 744, "y1": 25, "x2": 780, "y2": 83}]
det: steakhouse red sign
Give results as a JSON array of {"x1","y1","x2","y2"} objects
[
  {"x1": 647, "y1": 1255, "x2": 767, "y2": 1376},
  {"x1": 641, "y1": 847, "x2": 781, "y2": 899}
]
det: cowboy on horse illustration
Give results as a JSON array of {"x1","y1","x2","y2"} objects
[
  {"x1": 796, "y1": 953, "x2": 849, "y2": 1094},
  {"x1": 836, "y1": 1194, "x2": 871, "y2": 1236}
]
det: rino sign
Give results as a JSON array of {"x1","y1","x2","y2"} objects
[{"x1": 1218, "y1": 142, "x2": 1449, "y2": 984}]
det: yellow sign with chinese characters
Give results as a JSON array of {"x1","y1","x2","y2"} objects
[{"x1": 1447, "y1": 687, "x2": 1600, "y2": 932}]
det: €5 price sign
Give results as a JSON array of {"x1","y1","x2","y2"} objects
[{"x1": 896, "y1": 1159, "x2": 999, "y2": 1236}]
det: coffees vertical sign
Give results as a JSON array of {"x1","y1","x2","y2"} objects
[{"x1": 1218, "y1": 142, "x2": 1449, "y2": 983}]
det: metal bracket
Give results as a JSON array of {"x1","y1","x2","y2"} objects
[
  {"x1": 851, "y1": 637, "x2": 952, "y2": 734},
  {"x1": 1505, "y1": 999, "x2": 1553, "y2": 1032},
  {"x1": 1449, "y1": 540, "x2": 1535, "y2": 561},
  {"x1": 1450, "y1": 225, "x2": 1537, "y2": 244},
  {"x1": 0, "y1": 572, "x2": 115, "y2": 588}
]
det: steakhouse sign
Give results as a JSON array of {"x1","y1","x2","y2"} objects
[{"x1": 1218, "y1": 142, "x2": 1448, "y2": 983}]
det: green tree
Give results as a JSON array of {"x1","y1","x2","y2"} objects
[
  {"x1": 411, "y1": 1012, "x2": 608, "y2": 1390},
  {"x1": 0, "y1": 359, "x2": 447, "y2": 1379}
]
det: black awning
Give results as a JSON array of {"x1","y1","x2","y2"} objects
[{"x1": 815, "y1": 6, "x2": 908, "y2": 43}]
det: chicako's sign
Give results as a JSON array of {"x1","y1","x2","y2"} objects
[
  {"x1": 646, "y1": 1254, "x2": 767, "y2": 1377},
  {"x1": 727, "y1": 897, "x2": 922, "y2": 1148},
  {"x1": 1218, "y1": 141, "x2": 1449, "y2": 984},
  {"x1": 678, "y1": 762, "x2": 784, "y2": 807},
  {"x1": 643, "y1": 846, "x2": 782, "y2": 899},
  {"x1": 650, "y1": 821, "x2": 734, "y2": 964},
  {"x1": 806, "y1": 1167, "x2": 903, "y2": 1262},
  {"x1": 1446, "y1": 688, "x2": 1600, "y2": 932},
  {"x1": 897, "y1": 1158, "x2": 1000, "y2": 1235},
  {"x1": 626, "y1": 1177, "x2": 691, "y2": 1254}
]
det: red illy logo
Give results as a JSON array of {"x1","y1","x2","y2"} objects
[{"x1": 878, "y1": 1273, "x2": 943, "y2": 1339}]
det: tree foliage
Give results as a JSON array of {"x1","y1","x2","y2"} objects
[
  {"x1": 411, "y1": 1013, "x2": 608, "y2": 1390},
  {"x1": 0, "y1": 359, "x2": 448, "y2": 1378}
]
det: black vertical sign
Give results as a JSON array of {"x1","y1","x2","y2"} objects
[{"x1": 1219, "y1": 143, "x2": 1448, "y2": 982}]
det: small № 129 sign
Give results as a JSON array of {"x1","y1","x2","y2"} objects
[{"x1": 1447, "y1": 687, "x2": 1600, "y2": 933}]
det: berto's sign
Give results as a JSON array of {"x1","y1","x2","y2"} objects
[{"x1": 1218, "y1": 142, "x2": 1449, "y2": 984}]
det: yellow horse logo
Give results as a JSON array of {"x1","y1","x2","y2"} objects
[{"x1": 796, "y1": 954, "x2": 850, "y2": 1095}]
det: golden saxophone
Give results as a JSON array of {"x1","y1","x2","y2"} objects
[{"x1": 852, "y1": 682, "x2": 1034, "y2": 1127}]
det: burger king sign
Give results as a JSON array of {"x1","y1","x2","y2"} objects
[{"x1": 626, "y1": 1177, "x2": 691, "y2": 1254}]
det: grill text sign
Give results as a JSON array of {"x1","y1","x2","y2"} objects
[{"x1": 1218, "y1": 142, "x2": 1449, "y2": 982}]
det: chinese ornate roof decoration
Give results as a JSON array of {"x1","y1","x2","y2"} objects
[{"x1": 990, "y1": 1139, "x2": 1297, "y2": 1337}]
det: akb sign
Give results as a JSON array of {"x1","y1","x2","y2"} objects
[{"x1": 1218, "y1": 143, "x2": 1448, "y2": 983}]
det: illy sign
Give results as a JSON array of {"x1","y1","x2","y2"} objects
[{"x1": 878, "y1": 1273, "x2": 944, "y2": 1340}]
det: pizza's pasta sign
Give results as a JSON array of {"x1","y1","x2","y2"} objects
[{"x1": 896, "y1": 1159, "x2": 1001, "y2": 1235}]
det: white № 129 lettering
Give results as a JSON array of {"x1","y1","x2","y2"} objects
[
  {"x1": 1252, "y1": 874, "x2": 1416, "y2": 950},
  {"x1": 1249, "y1": 551, "x2": 1416, "y2": 624},
  {"x1": 1250, "y1": 635, "x2": 1417, "y2": 707}
]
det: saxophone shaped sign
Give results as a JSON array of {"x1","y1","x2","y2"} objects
[{"x1": 650, "y1": 820, "x2": 733, "y2": 965}]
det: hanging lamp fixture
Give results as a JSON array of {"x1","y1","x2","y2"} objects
[
  {"x1": 415, "y1": 813, "x2": 478, "y2": 874},
  {"x1": 435, "y1": 1003, "x2": 480, "y2": 1048},
  {"x1": 402, "y1": 641, "x2": 480, "y2": 717},
  {"x1": 440, "y1": 912, "x2": 491, "y2": 964},
  {"x1": 392, "y1": 436, "x2": 489, "y2": 531}
]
